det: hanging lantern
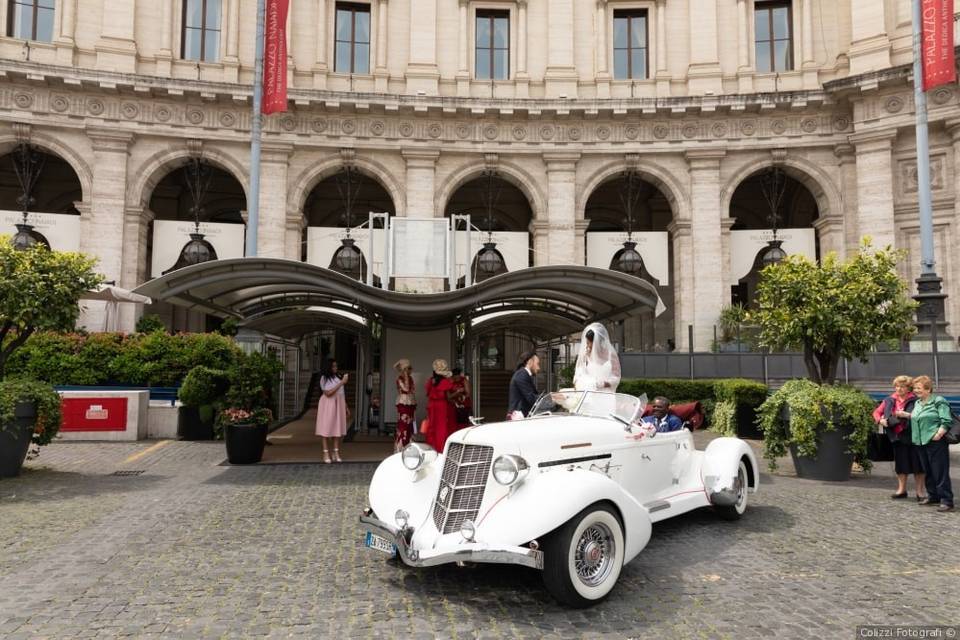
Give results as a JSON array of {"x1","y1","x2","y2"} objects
[
  {"x1": 474, "y1": 241, "x2": 507, "y2": 282},
  {"x1": 329, "y1": 236, "x2": 366, "y2": 280},
  {"x1": 760, "y1": 239, "x2": 787, "y2": 268},
  {"x1": 9, "y1": 142, "x2": 50, "y2": 250},
  {"x1": 610, "y1": 240, "x2": 644, "y2": 276},
  {"x1": 11, "y1": 222, "x2": 50, "y2": 250},
  {"x1": 162, "y1": 232, "x2": 218, "y2": 275},
  {"x1": 163, "y1": 156, "x2": 218, "y2": 273},
  {"x1": 758, "y1": 165, "x2": 788, "y2": 267}
]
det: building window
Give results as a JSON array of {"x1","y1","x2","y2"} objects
[
  {"x1": 335, "y1": 2, "x2": 370, "y2": 74},
  {"x1": 182, "y1": 0, "x2": 221, "y2": 62},
  {"x1": 6, "y1": 0, "x2": 54, "y2": 42},
  {"x1": 612, "y1": 9, "x2": 648, "y2": 80},
  {"x1": 476, "y1": 9, "x2": 509, "y2": 80},
  {"x1": 755, "y1": 1, "x2": 793, "y2": 73}
]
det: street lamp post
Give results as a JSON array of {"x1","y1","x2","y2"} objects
[{"x1": 909, "y1": 0, "x2": 949, "y2": 347}]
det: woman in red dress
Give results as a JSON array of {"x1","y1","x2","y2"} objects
[
  {"x1": 394, "y1": 359, "x2": 417, "y2": 453},
  {"x1": 425, "y1": 359, "x2": 458, "y2": 453},
  {"x1": 451, "y1": 367, "x2": 472, "y2": 431}
]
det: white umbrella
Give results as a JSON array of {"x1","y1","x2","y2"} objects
[{"x1": 80, "y1": 285, "x2": 153, "y2": 332}]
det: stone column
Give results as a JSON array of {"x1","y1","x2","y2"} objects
[
  {"x1": 80, "y1": 129, "x2": 134, "y2": 331},
  {"x1": 257, "y1": 144, "x2": 294, "y2": 258},
  {"x1": 285, "y1": 214, "x2": 305, "y2": 261},
  {"x1": 314, "y1": 0, "x2": 329, "y2": 88},
  {"x1": 118, "y1": 206, "x2": 149, "y2": 331},
  {"x1": 735, "y1": 0, "x2": 752, "y2": 92},
  {"x1": 686, "y1": 150, "x2": 726, "y2": 351},
  {"x1": 667, "y1": 220, "x2": 693, "y2": 350},
  {"x1": 543, "y1": 152, "x2": 580, "y2": 264},
  {"x1": 942, "y1": 121, "x2": 960, "y2": 334},
  {"x1": 544, "y1": 0, "x2": 577, "y2": 97},
  {"x1": 96, "y1": 0, "x2": 137, "y2": 73},
  {"x1": 223, "y1": 0, "x2": 241, "y2": 82},
  {"x1": 455, "y1": 0, "x2": 470, "y2": 96},
  {"x1": 516, "y1": 0, "x2": 529, "y2": 97},
  {"x1": 406, "y1": 0, "x2": 440, "y2": 94},
  {"x1": 852, "y1": 131, "x2": 897, "y2": 250},
  {"x1": 403, "y1": 149, "x2": 440, "y2": 216},
  {"x1": 834, "y1": 143, "x2": 859, "y2": 255},
  {"x1": 655, "y1": 0, "x2": 670, "y2": 96},
  {"x1": 800, "y1": 0, "x2": 818, "y2": 88},
  {"x1": 687, "y1": 0, "x2": 722, "y2": 95},
  {"x1": 157, "y1": 0, "x2": 174, "y2": 76},
  {"x1": 848, "y1": 0, "x2": 890, "y2": 74},
  {"x1": 55, "y1": 0, "x2": 77, "y2": 65},
  {"x1": 596, "y1": 0, "x2": 610, "y2": 98},
  {"x1": 374, "y1": 0, "x2": 390, "y2": 91}
]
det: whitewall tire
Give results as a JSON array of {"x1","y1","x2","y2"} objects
[
  {"x1": 542, "y1": 503, "x2": 624, "y2": 608},
  {"x1": 715, "y1": 460, "x2": 749, "y2": 520}
]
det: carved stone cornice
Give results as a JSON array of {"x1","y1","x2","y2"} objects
[{"x1": 85, "y1": 127, "x2": 134, "y2": 150}]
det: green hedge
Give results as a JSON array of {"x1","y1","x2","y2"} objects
[
  {"x1": 618, "y1": 378, "x2": 717, "y2": 403},
  {"x1": 6, "y1": 331, "x2": 247, "y2": 387}
]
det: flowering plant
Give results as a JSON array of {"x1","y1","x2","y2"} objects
[{"x1": 215, "y1": 407, "x2": 272, "y2": 437}]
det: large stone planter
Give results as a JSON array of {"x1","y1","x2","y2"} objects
[
  {"x1": 225, "y1": 423, "x2": 267, "y2": 465},
  {"x1": 782, "y1": 405, "x2": 855, "y2": 481},
  {"x1": 0, "y1": 401, "x2": 37, "y2": 478}
]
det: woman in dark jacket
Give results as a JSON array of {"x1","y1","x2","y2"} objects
[{"x1": 872, "y1": 375, "x2": 925, "y2": 500}]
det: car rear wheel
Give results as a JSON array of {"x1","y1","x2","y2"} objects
[
  {"x1": 542, "y1": 503, "x2": 624, "y2": 608},
  {"x1": 715, "y1": 460, "x2": 749, "y2": 520}
]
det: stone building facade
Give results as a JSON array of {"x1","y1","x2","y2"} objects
[{"x1": 0, "y1": 0, "x2": 958, "y2": 350}]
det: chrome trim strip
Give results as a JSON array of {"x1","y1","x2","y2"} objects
[
  {"x1": 538, "y1": 453, "x2": 612, "y2": 468},
  {"x1": 359, "y1": 513, "x2": 544, "y2": 571}
]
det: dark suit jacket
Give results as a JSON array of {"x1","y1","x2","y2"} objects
[{"x1": 508, "y1": 368, "x2": 539, "y2": 416}]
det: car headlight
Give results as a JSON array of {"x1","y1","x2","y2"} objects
[
  {"x1": 460, "y1": 520, "x2": 476, "y2": 542},
  {"x1": 492, "y1": 454, "x2": 529, "y2": 486},
  {"x1": 402, "y1": 443, "x2": 436, "y2": 471}
]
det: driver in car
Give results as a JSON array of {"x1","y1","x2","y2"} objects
[{"x1": 641, "y1": 396, "x2": 683, "y2": 433}]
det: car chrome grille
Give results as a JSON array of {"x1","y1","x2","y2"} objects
[{"x1": 432, "y1": 441, "x2": 494, "y2": 534}]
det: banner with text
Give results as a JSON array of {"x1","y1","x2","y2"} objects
[
  {"x1": 150, "y1": 221, "x2": 245, "y2": 278},
  {"x1": 585, "y1": 232, "x2": 670, "y2": 286},
  {"x1": 262, "y1": 0, "x2": 290, "y2": 114},
  {"x1": 0, "y1": 210, "x2": 80, "y2": 252},
  {"x1": 729, "y1": 229, "x2": 816, "y2": 282},
  {"x1": 922, "y1": 0, "x2": 956, "y2": 90}
]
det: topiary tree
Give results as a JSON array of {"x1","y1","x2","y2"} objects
[
  {"x1": 0, "y1": 240, "x2": 102, "y2": 379},
  {"x1": 135, "y1": 313, "x2": 166, "y2": 334},
  {"x1": 749, "y1": 241, "x2": 917, "y2": 385}
]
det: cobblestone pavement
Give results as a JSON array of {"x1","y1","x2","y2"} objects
[{"x1": 1, "y1": 437, "x2": 958, "y2": 640}]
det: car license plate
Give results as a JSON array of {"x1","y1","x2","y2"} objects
[{"x1": 365, "y1": 531, "x2": 396, "y2": 557}]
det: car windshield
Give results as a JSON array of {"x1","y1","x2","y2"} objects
[{"x1": 528, "y1": 391, "x2": 646, "y2": 424}]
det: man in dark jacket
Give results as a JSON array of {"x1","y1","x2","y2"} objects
[{"x1": 507, "y1": 351, "x2": 540, "y2": 418}]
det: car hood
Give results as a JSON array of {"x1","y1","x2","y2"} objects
[{"x1": 447, "y1": 414, "x2": 623, "y2": 459}]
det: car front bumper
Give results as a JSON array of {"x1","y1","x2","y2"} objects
[{"x1": 359, "y1": 512, "x2": 544, "y2": 571}]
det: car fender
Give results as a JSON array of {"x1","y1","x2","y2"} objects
[
  {"x1": 701, "y1": 437, "x2": 759, "y2": 504},
  {"x1": 474, "y1": 468, "x2": 653, "y2": 564},
  {"x1": 368, "y1": 453, "x2": 442, "y2": 532}
]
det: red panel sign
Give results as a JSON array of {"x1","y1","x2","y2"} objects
[
  {"x1": 61, "y1": 398, "x2": 128, "y2": 432},
  {"x1": 262, "y1": 0, "x2": 290, "y2": 114},
  {"x1": 921, "y1": 0, "x2": 956, "y2": 91}
]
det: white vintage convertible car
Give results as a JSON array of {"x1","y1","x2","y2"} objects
[{"x1": 359, "y1": 390, "x2": 759, "y2": 607}]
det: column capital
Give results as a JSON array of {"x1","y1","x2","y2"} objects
[
  {"x1": 666, "y1": 220, "x2": 692, "y2": 237},
  {"x1": 261, "y1": 143, "x2": 295, "y2": 163},
  {"x1": 684, "y1": 149, "x2": 725, "y2": 168},
  {"x1": 543, "y1": 151, "x2": 581, "y2": 170},
  {"x1": 402, "y1": 148, "x2": 441, "y2": 166},
  {"x1": 848, "y1": 129, "x2": 897, "y2": 150},
  {"x1": 86, "y1": 128, "x2": 135, "y2": 150},
  {"x1": 944, "y1": 118, "x2": 960, "y2": 140}
]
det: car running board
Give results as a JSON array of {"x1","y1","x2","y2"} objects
[{"x1": 643, "y1": 500, "x2": 670, "y2": 513}]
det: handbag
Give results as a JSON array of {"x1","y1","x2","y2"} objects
[
  {"x1": 946, "y1": 411, "x2": 960, "y2": 446},
  {"x1": 867, "y1": 431, "x2": 895, "y2": 462}
]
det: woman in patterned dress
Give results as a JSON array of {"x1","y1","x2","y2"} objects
[{"x1": 394, "y1": 359, "x2": 417, "y2": 453}]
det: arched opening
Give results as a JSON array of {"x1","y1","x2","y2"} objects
[
  {"x1": 146, "y1": 159, "x2": 247, "y2": 332},
  {"x1": 728, "y1": 167, "x2": 820, "y2": 308},
  {"x1": 302, "y1": 168, "x2": 396, "y2": 279},
  {"x1": 0, "y1": 146, "x2": 83, "y2": 250},
  {"x1": 584, "y1": 173, "x2": 675, "y2": 352},
  {"x1": 444, "y1": 171, "x2": 534, "y2": 286}
]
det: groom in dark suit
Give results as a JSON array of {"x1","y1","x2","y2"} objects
[{"x1": 507, "y1": 351, "x2": 541, "y2": 418}]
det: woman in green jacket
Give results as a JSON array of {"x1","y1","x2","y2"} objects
[{"x1": 898, "y1": 375, "x2": 953, "y2": 512}]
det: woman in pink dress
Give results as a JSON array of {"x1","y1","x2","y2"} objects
[
  {"x1": 424, "y1": 359, "x2": 458, "y2": 453},
  {"x1": 315, "y1": 358, "x2": 349, "y2": 464}
]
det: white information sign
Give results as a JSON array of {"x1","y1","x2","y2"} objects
[
  {"x1": 729, "y1": 228, "x2": 816, "y2": 281},
  {"x1": 150, "y1": 221, "x2": 245, "y2": 277},
  {"x1": 0, "y1": 210, "x2": 80, "y2": 252},
  {"x1": 586, "y1": 232, "x2": 670, "y2": 286},
  {"x1": 391, "y1": 218, "x2": 449, "y2": 278}
]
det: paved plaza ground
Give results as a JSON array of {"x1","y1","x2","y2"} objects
[{"x1": 0, "y1": 435, "x2": 958, "y2": 640}]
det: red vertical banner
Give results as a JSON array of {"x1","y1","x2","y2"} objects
[
  {"x1": 262, "y1": 0, "x2": 290, "y2": 114},
  {"x1": 921, "y1": 0, "x2": 956, "y2": 91}
]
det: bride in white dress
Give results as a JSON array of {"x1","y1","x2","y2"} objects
[{"x1": 573, "y1": 322, "x2": 621, "y2": 392}]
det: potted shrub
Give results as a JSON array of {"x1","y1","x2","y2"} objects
[
  {"x1": 711, "y1": 379, "x2": 769, "y2": 439},
  {"x1": 0, "y1": 378, "x2": 63, "y2": 477},
  {"x1": 177, "y1": 366, "x2": 229, "y2": 440},
  {"x1": 218, "y1": 407, "x2": 273, "y2": 464},
  {"x1": 749, "y1": 242, "x2": 916, "y2": 480}
]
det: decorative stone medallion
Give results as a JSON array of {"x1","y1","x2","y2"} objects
[
  {"x1": 87, "y1": 99, "x2": 105, "y2": 116},
  {"x1": 370, "y1": 120, "x2": 385, "y2": 136},
  {"x1": 13, "y1": 92, "x2": 33, "y2": 109},
  {"x1": 596, "y1": 125, "x2": 611, "y2": 140},
  {"x1": 682, "y1": 123, "x2": 699, "y2": 139},
  {"x1": 883, "y1": 96, "x2": 904, "y2": 113},
  {"x1": 51, "y1": 95, "x2": 70, "y2": 112},
  {"x1": 711, "y1": 121, "x2": 727, "y2": 138},
  {"x1": 624, "y1": 124, "x2": 640, "y2": 140},
  {"x1": 456, "y1": 123, "x2": 471, "y2": 139},
  {"x1": 312, "y1": 118, "x2": 327, "y2": 133},
  {"x1": 740, "y1": 120, "x2": 757, "y2": 136},
  {"x1": 770, "y1": 119, "x2": 787, "y2": 135},
  {"x1": 512, "y1": 125, "x2": 527, "y2": 140},
  {"x1": 427, "y1": 123, "x2": 443, "y2": 138},
  {"x1": 800, "y1": 118, "x2": 818, "y2": 133},
  {"x1": 219, "y1": 111, "x2": 236, "y2": 127},
  {"x1": 340, "y1": 119, "x2": 356, "y2": 134},
  {"x1": 652, "y1": 124, "x2": 669, "y2": 140},
  {"x1": 483, "y1": 124, "x2": 499, "y2": 140},
  {"x1": 121, "y1": 102, "x2": 139, "y2": 119},
  {"x1": 155, "y1": 105, "x2": 172, "y2": 122},
  {"x1": 832, "y1": 115, "x2": 850, "y2": 131},
  {"x1": 539, "y1": 125, "x2": 555, "y2": 140},
  {"x1": 186, "y1": 108, "x2": 205, "y2": 125},
  {"x1": 399, "y1": 121, "x2": 414, "y2": 137},
  {"x1": 567, "y1": 126, "x2": 582, "y2": 141},
  {"x1": 932, "y1": 87, "x2": 954, "y2": 105}
]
